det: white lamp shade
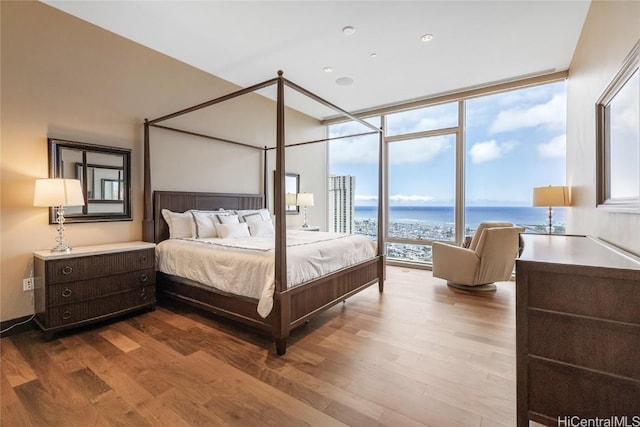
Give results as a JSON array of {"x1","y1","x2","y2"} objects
[
  {"x1": 34, "y1": 179, "x2": 85, "y2": 207},
  {"x1": 285, "y1": 193, "x2": 297, "y2": 205},
  {"x1": 296, "y1": 193, "x2": 314, "y2": 207},
  {"x1": 532, "y1": 185, "x2": 570, "y2": 207}
]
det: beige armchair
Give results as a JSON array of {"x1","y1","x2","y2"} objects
[{"x1": 432, "y1": 222, "x2": 524, "y2": 291}]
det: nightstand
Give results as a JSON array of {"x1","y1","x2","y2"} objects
[
  {"x1": 289, "y1": 226, "x2": 320, "y2": 231},
  {"x1": 33, "y1": 241, "x2": 156, "y2": 340}
]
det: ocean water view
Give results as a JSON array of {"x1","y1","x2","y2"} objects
[
  {"x1": 354, "y1": 206, "x2": 566, "y2": 262},
  {"x1": 355, "y1": 205, "x2": 566, "y2": 229}
]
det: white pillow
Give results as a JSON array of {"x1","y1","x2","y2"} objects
[
  {"x1": 217, "y1": 214, "x2": 240, "y2": 225},
  {"x1": 238, "y1": 209, "x2": 271, "y2": 223},
  {"x1": 215, "y1": 222, "x2": 250, "y2": 238},
  {"x1": 249, "y1": 219, "x2": 274, "y2": 237},
  {"x1": 161, "y1": 209, "x2": 195, "y2": 239},
  {"x1": 190, "y1": 211, "x2": 218, "y2": 238}
]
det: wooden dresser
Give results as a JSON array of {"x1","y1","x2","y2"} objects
[
  {"x1": 516, "y1": 234, "x2": 640, "y2": 426},
  {"x1": 34, "y1": 241, "x2": 156, "y2": 340}
]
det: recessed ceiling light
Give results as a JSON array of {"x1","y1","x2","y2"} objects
[
  {"x1": 336, "y1": 77, "x2": 354, "y2": 86},
  {"x1": 323, "y1": 67, "x2": 333, "y2": 73},
  {"x1": 421, "y1": 34, "x2": 434, "y2": 42},
  {"x1": 370, "y1": 53, "x2": 377, "y2": 58},
  {"x1": 342, "y1": 26, "x2": 356, "y2": 36}
]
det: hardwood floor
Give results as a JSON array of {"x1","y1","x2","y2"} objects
[{"x1": 1, "y1": 267, "x2": 521, "y2": 426}]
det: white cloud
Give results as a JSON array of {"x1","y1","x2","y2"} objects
[
  {"x1": 468, "y1": 139, "x2": 516, "y2": 164},
  {"x1": 328, "y1": 118, "x2": 382, "y2": 164},
  {"x1": 537, "y1": 134, "x2": 566, "y2": 159},
  {"x1": 331, "y1": 134, "x2": 453, "y2": 165},
  {"x1": 489, "y1": 92, "x2": 566, "y2": 134},
  {"x1": 389, "y1": 194, "x2": 434, "y2": 203},
  {"x1": 329, "y1": 137, "x2": 379, "y2": 164},
  {"x1": 355, "y1": 194, "x2": 378, "y2": 202},
  {"x1": 388, "y1": 135, "x2": 452, "y2": 165},
  {"x1": 387, "y1": 106, "x2": 457, "y2": 135}
]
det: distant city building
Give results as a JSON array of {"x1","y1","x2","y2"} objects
[{"x1": 329, "y1": 175, "x2": 355, "y2": 233}]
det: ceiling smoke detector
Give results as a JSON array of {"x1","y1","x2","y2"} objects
[
  {"x1": 342, "y1": 26, "x2": 356, "y2": 36},
  {"x1": 336, "y1": 77, "x2": 354, "y2": 86}
]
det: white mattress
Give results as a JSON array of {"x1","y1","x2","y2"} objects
[{"x1": 156, "y1": 230, "x2": 377, "y2": 317}]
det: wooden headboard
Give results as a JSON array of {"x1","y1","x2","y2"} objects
[{"x1": 153, "y1": 191, "x2": 265, "y2": 243}]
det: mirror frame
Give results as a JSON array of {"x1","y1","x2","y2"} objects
[
  {"x1": 596, "y1": 40, "x2": 640, "y2": 212},
  {"x1": 48, "y1": 138, "x2": 132, "y2": 223}
]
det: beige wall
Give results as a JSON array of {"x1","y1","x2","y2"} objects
[
  {"x1": 0, "y1": 1, "x2": 325, "y2": 322},
  {"x1": 566, "y1": 0, "x2": 640, "y2": 255}
]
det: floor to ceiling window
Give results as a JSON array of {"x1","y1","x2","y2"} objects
[
  {"x1": 465, "y1": 80, "x2": 567, "y2": 234},
  {"x1": 328, "y1": 78, "x2": 567, "y2": 265}
]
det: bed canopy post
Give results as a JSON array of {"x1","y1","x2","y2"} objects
[
  {"x1": 274, "y1": 70, "x2": 290, "y2": 354},
  {"x1": 377, "y1": 121, "x2": 386, "y2": 291},
  {"x1": 143, "y1": 119, "x2": 154, "y2": 242},
  {"x1": 263, "y1": 146, "x2": 268, "y2": 209}
]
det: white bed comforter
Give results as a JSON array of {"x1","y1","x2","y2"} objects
[{"x1": 156, "y1": 230, "x2": 377, "y2": 317}]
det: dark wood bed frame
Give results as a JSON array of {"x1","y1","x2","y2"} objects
[{"x1": 143, "y1": 72, "x2": 386, "y2": 355}]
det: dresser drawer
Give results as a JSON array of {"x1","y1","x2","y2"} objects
[
  {"x1": 528, "y1": 357, "x2": 640, "y2": 418},
  {"x1": 527, "y1": 270, "x2": 640, "y2": 324},
  {"x1": 528, "y1": 309, "x2": 640, "y2": 380},
  {"x1": 45, "y1": 286, "x2": 154, "y2": 328},
  {"x1": 47, "y1": 268, "x2": 155, "y2": 307},
  {"x1": 45, "y1": 248, "x2": 154, "y2": 284}
]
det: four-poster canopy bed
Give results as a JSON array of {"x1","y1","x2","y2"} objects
[{"x1": 142, "y1": 71, "x2": 386, "y2": 355}]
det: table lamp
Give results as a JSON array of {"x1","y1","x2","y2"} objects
[
  {"x1": 532, "y1": 185, "x2": 570, "y2": 234},
  {"x1": 296, "y1": 193, "x2": 314, "y2": 228},
  {"x1": 34, "y1": 178, "x2": 85, "y2": 253}
]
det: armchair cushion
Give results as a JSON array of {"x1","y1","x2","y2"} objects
[
  {"x1": 432, "y1": 242, "x2": 480, "y2": 286},
  {"x1": 468, "y1": 221, "x2": 514, "y2": 251}
]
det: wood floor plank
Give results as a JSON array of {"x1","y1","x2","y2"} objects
[
  {"x1": 0, "y1": 370, "x2": 35, "y2": 427},
  {"x1": 1, "y1": 267, "x2": 519, "y2": 426},
  {"x1": 98, "y1": 329, "x2": 141, "y2": 353},
  {"x1": 0, "y1": 337, "x2": 37, "y2": 387},
  {"x1": 189, "y1": 349, "x2": 348, "y2": 427}
]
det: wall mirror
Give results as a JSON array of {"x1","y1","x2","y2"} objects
[
  {"x1": 48, "y1": 138, "x2": 132, "y2": 223},
  {"x1": 273, "y1": 171, "x2": 300, "y2": 214},
  {"x1": 596, "y1": 40, "x2": 640, "y2": 211},
  {"x1": 285, "y1": 172, "x2": 300, "y2": 214}
]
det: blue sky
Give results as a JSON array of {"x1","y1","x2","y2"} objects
[{"x1": 329, "y1": 81, "x2": 567, "y2": 206}]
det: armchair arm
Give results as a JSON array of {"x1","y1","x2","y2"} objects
[{"x1": 432, "y1": 242, "x2": 480, "y2": 285}]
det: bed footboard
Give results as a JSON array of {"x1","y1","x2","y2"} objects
[
  {"x1": 274, "y1": 255, "x2": 384, "y2": 355},
  {"x1": 157, "y1": 255, "x2": 384, "y2": 355}
]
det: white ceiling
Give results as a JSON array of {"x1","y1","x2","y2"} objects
[{"x1": 43, "y1": 0, "x2": 591, "y2": 119}]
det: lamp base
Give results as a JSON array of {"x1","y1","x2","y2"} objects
[
  {"x1": 51, "y1": 244, "x2": 72, "y2": 253},
  {"x1": 302, "y1": 206, "x2": 309, "y2": 228}
]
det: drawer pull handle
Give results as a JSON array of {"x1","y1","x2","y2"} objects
[
  {"x1": 139, "y1": 255, "x2": 148, "y2": 263},
  {"x1": 140, "y1": 291, "x2": 147, "y2": 300},
  {"x1": 62, "y1": 311, "x2": 72, "y2": 320},
  {"x1": 61, "y1": 288, "x2": 72, "y2": 298},
  {"x1": 62, "y1": 266, "x2": 73, "y2": 275},
  {"x1": 140, "y1": 274, "x2": 148, "y2": 282}
]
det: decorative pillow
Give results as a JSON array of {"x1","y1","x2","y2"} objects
[
  {"x1": 217, "y1": 214, "x2": 240, "y2": 225},
  {"x1": 237, "y1": 209, "x2": 271, "y2": 223},
  {"x1": 190, "y1": 211, "x2": 218, "y2": 238},
  {"x1": 249, "y1": 219, "x2": 274, "y2": 237},
  {"x1": 161, "y1": 209, "x2": 195, "y2": 239},
  {"x1": 215, "y1": 222, "x2": 250, "y2": 238}
]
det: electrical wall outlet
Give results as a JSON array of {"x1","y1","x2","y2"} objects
[{"x1": 23, "y1": 278, "x2": 34, "y2": 291}]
